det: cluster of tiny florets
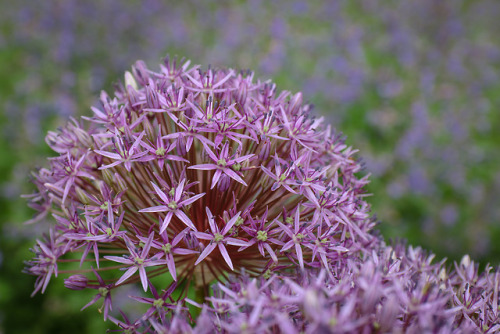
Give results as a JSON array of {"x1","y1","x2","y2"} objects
[
  {"x1": 25, "y1": 56, "x2": 374, "y2": 326},
  {"x1": 24, "y1": 57, "x2": 499, "y2": 332},
  {"x1": 192, "y1": 243, "x2": 500, "y2": 334}
]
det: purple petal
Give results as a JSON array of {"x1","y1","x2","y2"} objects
[
  {"x1": 261, "y1": 165, "x2": 276, "y2": 179},
  {"x1": 222, "y1": 212, "x2": 241, "y2": 235},
  {"x1": 171, "y1": 228, "x2": 190, "y2": 246},
  {"x1": 225, "y1": 237, "x2": 250, "y2": 247},
  {"x1": 138, "y1": 266, "x2": 148, "y2": 291},
  {"x1": 104, "y1": 256, "x2": 133, "y2": 265},
  {"x1": 94, "y1": 150, "x2": 122, "y2": 160},
  {"x1": 295, "y1": 243, "x2": 304, "y2": 270},
  {"x1": 151, "y1": 182, "x2": 170, "y2": 204},
  {"x1": 173, "y1": 248, "x2": 198, "y2": 255},
  {"x1": 115, "y1": 267, "x2": 138, "y2": 286},
  {"x1": 179, "y1": 192, "x2": 205, "y2": 207},
  {"x1": 194, "y1": 243, "x2": 217, "y2": 266},
  {"x1": 294, "y1": 207, "x2": 301, "y2": 233},
  {"x1": 98, "y1": 160, "x2": 123, "y2": 170},
  {"x1": 210, "y1": 170, "x2": 223, "y2": 189},
  {"x1": 188, "y1": 164, "x2": 218, "y2": 171},
  {"x1": 264, "y1": 243, "x2": 278, "y2": 263},
  {"x1": 233, "y1": 153, "x2": 254, "y2": 164},
  {"x1": 202, "y1": 144, "x2": 219, "y2": 161},
  {"x1": 138, "y1": 205, "x2": 169, "y2": 213},
  {"x1": 62, "y1": 177, "x2": 74, "y2": 204},
  {"x1": 166, "y1": 255, "x2": 177, "y2": 281},
  {"x1": 81, "y1": 293, "x2": 102, "y2": 311},
  {"x1": 129, "y1": 131, "x2": 146, "y2": 154},
  {"x1": 175, "y1": 210, "x2": 196, "y2": 230},
  {"x1": 224, "y1": 168, "x2": 247, "y2": 187},
  {"x1": 205, "y1": 207, "x2": 217, "y2": 233},
  {"x1": 186, "y1": 136, "x2": 194, "y2": 151},
  {"x1": 141, "y1": 232, "x2": 155, "y2": 258},
  {"x1": 218, "y1": 244, "x2": 233, "y2": 270},
  {"x1": 174, "y1": 179, "x2": 185, "y2": 201},
  {"x1": 145, "y1": 259, "x2": 168, "y2": 267},
  {"x1": 160, "y1": 212, "x2": 174, "y2": 234},
  {"x1": 165, "y1": 154, "x2": 189, "y2": 163},
  {"x1": 281, "y1": 240, "x2": 294, "y2": 252},
  {"x1": 93, "y1": 243, "x2": 100, "y2": 269},
  {"x1": 194, "y1": 232, "x2": 213, "y2": 240}
]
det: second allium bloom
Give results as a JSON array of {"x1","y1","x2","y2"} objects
[{"x1": 26, "y1": 57, "x2": 374, "y2": 311}]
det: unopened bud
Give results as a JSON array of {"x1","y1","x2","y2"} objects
[
  {"x1": 146, "y1": 84, "x2": 161, "y2": 109},
  {"x1": 74, "y1": 128, "x2": 93, "y2": 149},
  {"x1": 132, "y1": 60, "x2": 150, "y2": 86},
  {"x1": 217, "y1": 174, "x2": 231, "y2": 192},
  {"x1": 64, "y1": 274, "x2": 88, "y2": 290},
  {"x1": 289, "y1": 92, "x2": 303, "y2": 115},
  {"x1": 176, "y1": 135, "x2": 187, "y2": 156},
  {"x1": 101, "y1": 168, "x2": 114, "y2": 185},
  {"x1": 258, "y1": 140, "x2": 271, "y2": 160},
  {"x1": 142, "y1": 117, "x2": 155, "y2": 139},
  {"x1": 124, "y1": 71, "x2": 138, "y2": 91},
  {"x1": 75, "y1": 187, "x2": 90, "y2": 205},
  {"x1": 115, "y1": 173, "x2": 127, "y2": 192}
]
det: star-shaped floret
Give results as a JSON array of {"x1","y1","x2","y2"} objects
[
  {"x1": 94, "y1": 130, "x2": 149, "y2": 172},
  {"x1": 80, "y1": 267, "x2": 114, "y2": 320},
  {"x1": 46, "y1": 151, "x2": 95, "y2": 204},
  {"x1": 188, "y1": 142, "x2": 253, "y2": 189},
  {"x1": 104, "y1": 232, "x2": 166, "y2": 291},
  {"x1": 138, "y1": 227, "x2": 198, "y2": 281},
  {"x1": 130, "y1": 280, "x2": 179, "y2": 321},
  {"x1": 261, "y1": 154, "x2": 296, "y2": 193},
  {"x1": 138, "y1": 179, "x2": 204, "y2": 232},
  {"x1": 139, "y1": 126, "x2": 189, "y2": 170},
  {"x1": 276, "y1": 206, "x2": 311, "y2": 270},
  {"x1": 194, "y1": 208, "x2": 250, "y2": 270},
  {"x1": 240, "y1": 208, "x2": 283, "y2": 263}
]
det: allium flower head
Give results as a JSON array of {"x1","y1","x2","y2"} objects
[
  {"x1": 25, "y1": 56, "x2": 374, "y2": 327},
  {"x1": 24, "y1": 56, "x2": 500, "y2": 332}
]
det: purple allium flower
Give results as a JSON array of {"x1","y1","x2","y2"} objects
[
  {"x1": 24, "y1": 56, "x2": 373, "y2": 327},
  {"x1": 24, "y1": 56, "x2": 500, "y2": 332}
]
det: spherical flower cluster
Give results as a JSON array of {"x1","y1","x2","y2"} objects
[
  {"x1": 24, "y1": 57, "x2": 499, "y2": 332},
  {"x1": 25, "y1": 56, "x2": 374, "y2": 325}
]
